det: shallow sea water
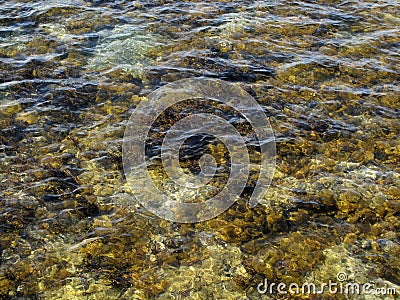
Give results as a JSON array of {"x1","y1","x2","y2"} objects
[{"x1": 0, "y1": 0, "x2": 399, "y2": 299}]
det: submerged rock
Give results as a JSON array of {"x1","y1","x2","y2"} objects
[{"x1": 86, "y1": 24, "x2": 167, "y2": 79}]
